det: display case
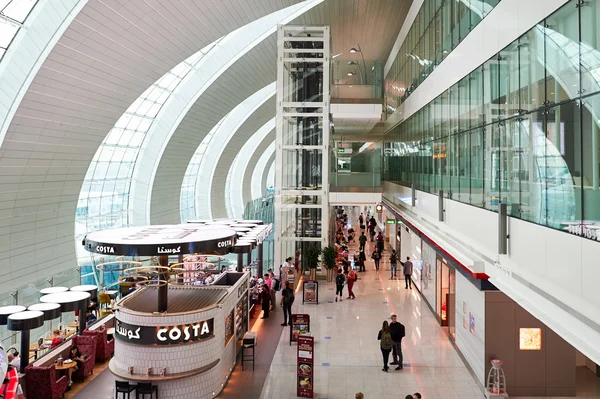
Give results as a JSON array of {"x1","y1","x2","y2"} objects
[
  {"x1": 224, "y1": 310, "x2": 234, "y2": 347},
  {"x1": 235, "y1": 293, "x2": 248, "y2": 341}
]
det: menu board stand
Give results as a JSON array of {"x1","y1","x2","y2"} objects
[
  {"x1": 289, "y1": 314, "x2": 310, "y2": 345},
  {"x1": 302, "y1": 280, "x2": 318, "y2": 304},
  {"x1": 297, "y1": 335, "x2": 314, "y2": 398}
]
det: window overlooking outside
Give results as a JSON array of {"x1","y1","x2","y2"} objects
[
  {"x1": 75, "y1": 40, "x2": 223, "y2": 286},
  {"x1": 383, "y1": 0, "x2": 600, "y2": 242},
  {"x1": 0, "y1": 0, "x2": 38, "y2": 61}
]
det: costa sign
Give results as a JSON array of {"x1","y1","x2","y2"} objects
[
  {"x1": 115, "y1": 318, "x2": 214, "y2": 346},
  {"x1": 83, "y1": 225, "x2": 237, "y2": 256}
]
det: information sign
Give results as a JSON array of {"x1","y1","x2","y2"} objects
[
  {"x1": 297, "y1": 335, "x2": 314, "y2": 398},
  {"x1": 289, "y1": 314, "x2": 310, "y2": 345},
  {"x1": 302, "y1": 280, "x2": 318, "y2": 304}
]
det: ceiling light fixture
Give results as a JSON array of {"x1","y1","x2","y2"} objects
[
  {"x1": 348, "y1": 61, "x2": 358, "y2": 65},
  {"x1": 349, "y1": 47, "x2": 359, "y2": 53},
  {"x1": 347, "y1": 72, "x2": 354, "y2": 76}
]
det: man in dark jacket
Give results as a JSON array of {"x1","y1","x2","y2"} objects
[
  {"x1": 401, "y1": 256, "x2": 413, "y2": 289},
  {"x1": 389, "y1": 314, "x2": 406, "y2": 370}
]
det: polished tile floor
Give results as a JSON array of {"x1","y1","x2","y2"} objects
[{"x1": 259, "y1": 212, "x2": 484, "y2": 399}]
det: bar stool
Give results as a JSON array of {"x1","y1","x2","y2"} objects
[{"x1": 7, "y1": 310, "x2": 45, "y2": 372}]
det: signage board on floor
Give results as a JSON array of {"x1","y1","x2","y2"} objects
[
  {"x1": 297, "y1": 335, "x2": 314, "y2": 398},
  {"x1": 302, "y1": 280, "x2": 318, "y2": 304},
  {"x1": 290, "y1": 314, "x2": 310, "y2": 345}
]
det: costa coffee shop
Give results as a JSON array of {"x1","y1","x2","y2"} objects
[{"x1": 83, "y1": 225, "x2": 250, "y2": 399}]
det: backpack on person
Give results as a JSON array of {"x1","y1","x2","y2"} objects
[
  {"x1": 336, "y1": 273, "x2": 345, "y2": 286},
  {"x1": 283, "y1": 288, "x2": 295, "y2": 304},
  {"x1": 273, "y1": 278, "x2": 282, "y2": 292},
  {"x1": 380, "y1": 331, "x2": 393, "y2": 350}
]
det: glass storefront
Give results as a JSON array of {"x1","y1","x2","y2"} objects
[
  {"x1": 384, "y1": 0, "x2": 600, "y2": 241},
  {"x1": 385, "y1": 0, "x2": 502, "y2": 114},
  {"x1": 421, "y1": 241, "x2": 437, "y2": 306}
]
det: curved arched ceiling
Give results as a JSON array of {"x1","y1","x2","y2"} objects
[
  {"x1": 227, "y1": 119, "x2": 275, "y2": 218},
  {"x1": 0, "y1": 0, "x2": 304, "y2": 288},
  {"x1": 237, "y1": 125, "x2": 275, "y2": 215},
  {"x1": 252, "y1": 143, "x2": 276, "y2": 200}
]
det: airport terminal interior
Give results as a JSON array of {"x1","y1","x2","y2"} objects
[{"x1": 1, "y1": 0, "x2": 600, "y2": 398}]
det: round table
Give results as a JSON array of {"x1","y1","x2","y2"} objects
[
  {"x1": 28, "y1": 303, "x2": 61, "y2": 321},
  {"x1": 55, "y1": 361, "x2": 77, "y2": 371},
  {"x1": 41, "y1": 291, "x2": 91, "y2": 335},
  {"x1": 67, "y1": 322, "x2": 79, "y2": 329},
  {"x1": 40, "y1": 287, "x2": 68, "y2": 295},
  {"x1": 70, "y1": 285, "x2": 98, "y2": 299},
  {"x1": 0, "y1": 305, "x2": 27, "y2": 325}
]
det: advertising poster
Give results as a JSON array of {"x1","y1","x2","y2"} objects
[
  {"x1": 469, "y1": 312, "x2": 475, "y2": 334},
  {"x1": 290, "y1": 314, "x2": 310, "y2": 344},
  {"x1": 303, "y1": 280, "x2": 318, "y2": 304},
  {"x1": 297, "y1": 335, "x2": 314, "y2": 398}
]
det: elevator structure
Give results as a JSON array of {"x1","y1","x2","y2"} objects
[{"x1": 274, "y1": 25, "x2": 330, "y2": 271}]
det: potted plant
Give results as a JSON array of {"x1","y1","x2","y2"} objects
[
  {"x1": 321, "y1": 246, "x2": 337, "y2": 282},
  {"x1": 305, "y1": 246, "x2": 322, "y2": 281}
]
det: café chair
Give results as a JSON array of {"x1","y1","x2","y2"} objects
[
  {"x1": 115, "y1": 380, "x2": 136, "y2": 399},
  {"x1": 84, "y1": 327, "x2": 114, "y2": 362},
  {"x1": 98, "y1": 293, "x2": 111, "y2": 309},
  {"x1": 24, "y1": 364, "x2": 67, "y2": 399},
  {"x1": 72, "y1": 335, "x2": 97, "y2": 381},
  {"x1": 136, "y1": 382, "x2": 158, "y2": 399}
]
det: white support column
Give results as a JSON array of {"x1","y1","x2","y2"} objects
[{"x1": 274, "y1": 25, "x2": 330, "y2": 271}]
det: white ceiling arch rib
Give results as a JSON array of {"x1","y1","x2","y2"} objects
[
  {"x1": 191, "y1": 83, "x2": 275, "y2": 221},
  {"x1": 0, "y1": 0, "x2": 304, "y2": 290},
  {"x1": 226, "y1": 119, "x2": 275, "y2": 218},
  {"x1": 252, "y1": 142, "x2": 275, "y2": 200},
  {"x1": 134, "y1": 0, "x2": 323, "y2": 224},
  {"x1": 239, "y1": 126, "x2": 275, "y2": 214}
]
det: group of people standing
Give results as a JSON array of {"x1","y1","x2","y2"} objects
[
  {"x1": 389, "y1": 249, "x2": 414, "y2": 288},
  {"x1": 377, "y1": 314, "x2": 406, "y2": 372},
  {"x1": 334, "y1": 261, "x2": 357, "y2": 301}
]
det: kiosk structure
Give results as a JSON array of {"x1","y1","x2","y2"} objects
[{"x1": 83, "y1": 224, "x2": 250, "y2": 399}]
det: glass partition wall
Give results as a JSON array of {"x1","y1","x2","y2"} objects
[
  {"x1": 384, "y1": 0, "x2": 600, "y2": 241},
  {"x1": 274, "y1": 26, "x2": 331, "y2": 270},
  {"x1": 385, "y1": 0, "x2": 501, "y2": 115}
]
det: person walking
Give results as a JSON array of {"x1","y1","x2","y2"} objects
[
  {"x1": 347, "y1": 268, "x2": 357, "y2": 299},
  {"x1": 401, "y1": 257, "x2": 413, "y2": 289},
  {"x1": 359, "y1": 249, "x2": 366, "y2": 272},
  {"x1": 335, "y1": 268, "x2": 345, "y2": 302},
  {"x1": 358, "y1": 213, "x2": 364, "y2": 227},
  {"x1": 376, "y1": 232, "x2": 384, "y2": 253},
  {"x1": 358, "y1": 232, "x2": 367, "y2": 251},
  {"x1": 389, "y1": 314, "x2": 406, "y2": 370},
  {"x1": 280, "y1": 281, "x2": 295, "y2": 326},
  {"x1": 260, "y1": 283, "x2": 271, "y2": 319},
  {"x1": 268, "y1": 269, "x2": 277, "y2": 312},
  {"x1": 368, "y1": 223, "x2": 376, "y2": 242},
  {"x1": 377, "y1": 320, "x2": 393, "y2": 372},
  {"x1": 371, "y1": 247, "x2": 382, "y2": 271},
  {"x1": 389, "y1": 249, "x2": 398, "y2": 279}
]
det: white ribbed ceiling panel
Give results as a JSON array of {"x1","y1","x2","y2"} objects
[
  {"x1": 241, "y1": 127, "x2": 275, "y2": 208},
  {"x1": 252, "y1": 142, "x2": 276, "y2": 200},
  {"x1": 0, "y1": 0, "x2": 303, "y2": 291},
  {"x1": 150, "y1": 35, "x2": 278, "y2": 224}
]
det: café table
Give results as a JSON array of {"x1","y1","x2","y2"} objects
[
  {"x1": 105, "y1": 290, "x2": 118, "y2": 299},
  {"x1": 67, "y1": 321, "x2": 79, "y2": 329},
  {"x1": 55, "y1": 361, "x2": 77, "y2": 372}
]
